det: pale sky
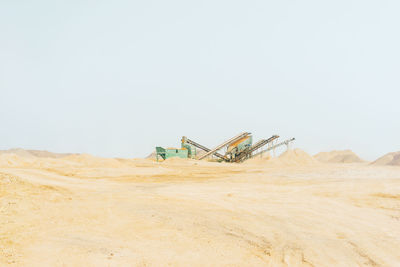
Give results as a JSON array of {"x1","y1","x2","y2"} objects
[{"x1": 1, "y1": 0, "x2": 399, "y2": 160}]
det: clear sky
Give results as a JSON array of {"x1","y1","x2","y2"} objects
[{"x1": 1, "y1": 0, "x2": 399, "y2": 160}]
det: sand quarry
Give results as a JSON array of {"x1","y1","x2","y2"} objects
[{"x1": 1, "y1": 148, "x2": 400, "y2": 266}]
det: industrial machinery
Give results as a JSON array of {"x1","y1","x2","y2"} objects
[
  {"x1": 155, "y1": 147, "x2": 189, "y2": 161},
  {"x1": 155, "y1": 139, "x2": 197, "y2": 161},
  {"x1": 156, "y1": 132, "x2": 295, "y2": 162}
]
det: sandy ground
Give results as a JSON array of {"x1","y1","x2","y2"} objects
[{"x1": 1, "y1": 155, "x2": 400, "y2": 266}]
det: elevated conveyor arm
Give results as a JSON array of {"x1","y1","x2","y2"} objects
[
  {"x1": 182, "y1": 137, "x2": 227, "y2": 161},
  {"x1": 233, "y1": 135, "x2": 279, "y2": 162},
  {"x1": 251, "y1": 138, "x2": 295, "y2": 158},
  {"x1": 248, "y1": 135, "x2": 279, "y2": 154},
  {"x1": 198, "y1": 132, "x2": 251, "y2": 160}
]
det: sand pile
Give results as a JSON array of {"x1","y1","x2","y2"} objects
[
  {"x1": 0, "y1": 148, "x2": 36, "y2": 158},
  {"x1": 0, "y1": 153, "x2": 36, "y2": 168},
  {"x1": 314, "y1": 150, "x2": 364, "y2": 163},
  {"x1": 371, "y1": 151, "x2": 400, "y2": 166},
  {"x1": 245, "y1": 149, "x2": 317, "y2": 166},
  {"x1": 116, "y1": 158, "x2": 157, "y2": 167},
  {"x1": 273, "y1": 149, "x2": 317, "y2": 166},
  {"x1": 0, "y1": 153, "x2": 71, "y2": 169},
  {"x1": 0, "y1": 148, "x2": 75, "y2": 159},
  {"x1": 146, "y1": 151, "x2": 157, "y2": 159},
  {"x1": 27, "y1": 150, "x2": 74, "y2": 158},
  {"x1": 62, "y1": 154, "x2": 126, "y2": 168},
  {"x1": 0, "y1": 149, "x2": 138, "y2": 169},
  {"x1": 163, "y1": 157, "x2": 189, "y2": 162},
  {"x1": 162, "y1": 157, "x2": 199, "y2": 165},
  {"x1": 243, "y1": 153, "x2": 272, "y2": 164}
]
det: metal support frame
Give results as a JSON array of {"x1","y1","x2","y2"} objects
[{"x1": 252, "y1": 138, "x2": 295, "y2": 158}]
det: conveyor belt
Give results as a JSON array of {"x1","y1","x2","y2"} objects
[
  {"x1": 251, "y1": 138, "x2": 295, "y2": 158},
  {"x1": 233, "y1": 135, "x2": 280, "y2": 162},
  {"x1": 248, "y1": 135, "x2": 279, "y2": 154},
  {"x1": 182, "y1": 137, "x2": 227, "y2": 161},
  {"x1": 198, "y1": 132, "x2": 251, "y2": 160}
]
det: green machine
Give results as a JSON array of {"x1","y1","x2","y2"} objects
[
  {"x1": 155, "y1": 138, "x2": 196, "y2": 161},
  {"x1": 155, "y1": 147, "x2": 188, "y2": 161}
]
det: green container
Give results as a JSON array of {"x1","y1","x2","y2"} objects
[{"x1": 156, "y1": 146, "x2": 188, "y2": 161}]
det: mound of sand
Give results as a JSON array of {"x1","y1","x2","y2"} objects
[
  {"x1": 0, "y1": 148, "x2": 36, "y2": 158},
  {"x1": 163, "y1": 157, "x2": 190, "y2": 162},
  {"x1": 0, "y1": 153, "x2": 36, "y2": 168},
  {"x1": 62, "y1": 154, "x2": 125, "y2": 168},
  {"x1": 274, "y1": 149, "x2": 318, "y2": 166},
  {"x1": 0, "y1": 148, "x2": 75, "y2": 159},
  {"x1": 146, "y1": 151, "x2": 157, "y2": 159},
  {"x1": 27, "y1": 150, "x2": 75, "y2": 158},
  {"x1": 162, "y1": 157, "x2": 203, "y2": 165},
  {"x1": 245, "y1": 149, "x2": 317, "y2": 166},
  {"x1": 371, "y1": 151, "x2": 400, "y2": 166},
  {"x1": 0, "y1": 153, "x2": 73, "y2": 169},
  {"x1": 314, "y1": 150, "x2": 364, "y2": 163},
  {"x1": 243, "y1": 153, "x2": 272, "y2": 164},
  {"x1": 0, "y1": 150, "x2": 148, "y2": 169}
]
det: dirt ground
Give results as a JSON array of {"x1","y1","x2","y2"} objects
[{"x1": 1, "y1": 155, "x2": 400, "y2": 266}]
